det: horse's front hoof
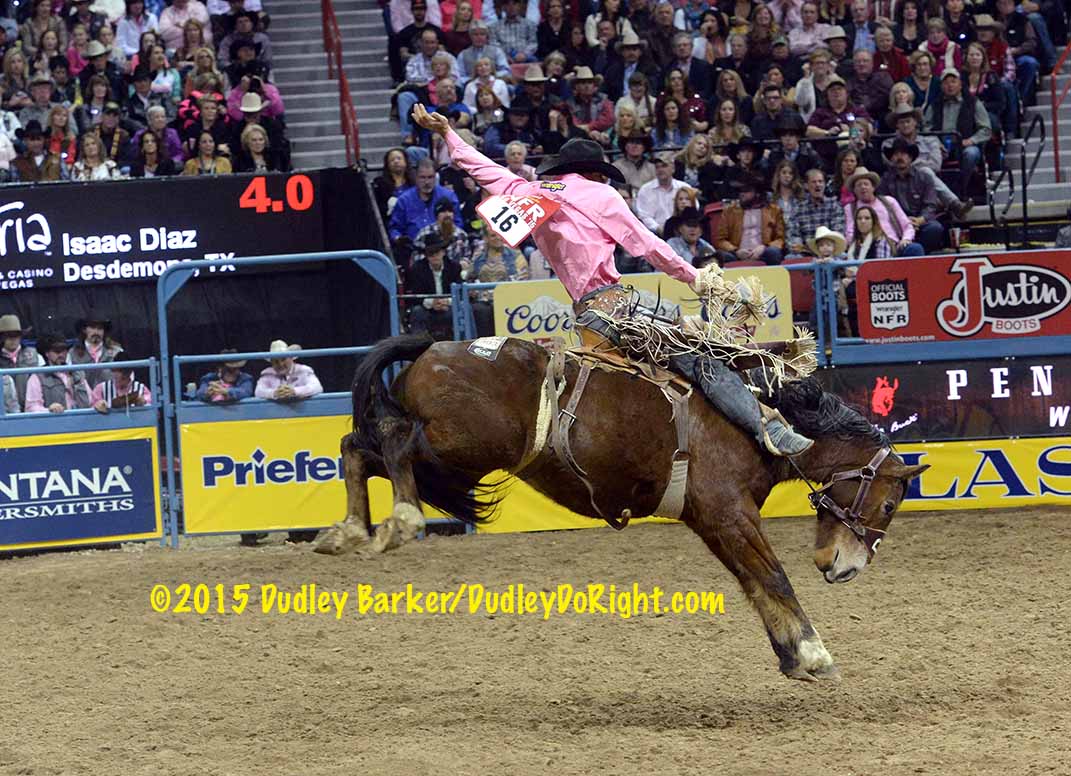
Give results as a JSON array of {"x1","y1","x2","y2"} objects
[
  {"x1": 782, "y1": 664, "x2": 818, "y2": 682},
  {"x1": 313, "y1": 521, "x2": 369, "y2": 555},
  {"x1": 811, "y1": 663, "x2": 842, "y2": 682}
]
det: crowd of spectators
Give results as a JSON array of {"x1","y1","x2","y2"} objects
[
  {"x1": 0, "y1": 0, "x2": 290, "y2": 182},
  {"x1": 378, "y1": 0, "x2": 1068, "y2": 330}
]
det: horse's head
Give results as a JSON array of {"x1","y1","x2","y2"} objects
[{"x1": 812, "y1": 447, "x2": 928, "y2": 584}]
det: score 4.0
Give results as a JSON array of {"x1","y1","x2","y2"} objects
[{"x1": 238, "y1": 174, "x2": 316, "y2": 214}]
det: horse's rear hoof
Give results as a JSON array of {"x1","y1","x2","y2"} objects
[
  {"x1": 313, "y1": 521, "x2": 369, "y2": 555},
  {"x1": 811, "y1": 663, "x2": 842, "y2": 682},
  {"x1": 783, "y1": 665, "x2": 818, "y2": 682}
]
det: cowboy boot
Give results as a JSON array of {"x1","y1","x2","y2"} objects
[{"x1": 669, "y1": 354, "x2": 814, "y2": 457}]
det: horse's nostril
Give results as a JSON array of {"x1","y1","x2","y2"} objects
[{"x1": 815, "y1": 548, "x2": 839, "y2": 573}]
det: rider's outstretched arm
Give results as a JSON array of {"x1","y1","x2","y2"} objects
[{"x1": 443, "y1": 128, "x2": 532, "y2": 197}]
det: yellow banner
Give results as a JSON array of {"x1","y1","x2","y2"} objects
[
  {"x1": 492, "y1": 268, "x2": 796, "y2": 346},
  {"x1": 179, "y1": 413, "x2": 1071, "y2": 535}
]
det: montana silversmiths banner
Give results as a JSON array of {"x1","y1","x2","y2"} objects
[
  {"x1": 0, "y1": 427, "x2": 161, "y2": 550},
  {"x1": 856, "y1": 250, "x2": 1071, "y2": 343},
  {"x1": 0, "y1": 172, "x2": 324, "y2": 290},
  {"x1": 816, "y1": 356, "x2": 1071, "y2": 441},
  {"x1": 492, "y1": 268, "x2": 796, "y2": 346}
]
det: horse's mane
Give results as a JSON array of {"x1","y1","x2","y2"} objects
[{"x1": 751, "y1": 370, "x2": 890, "y2": 446}]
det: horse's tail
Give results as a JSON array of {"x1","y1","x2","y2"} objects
[{"x1": 349, "y1": 333, "x2": 492, "y2": 524}]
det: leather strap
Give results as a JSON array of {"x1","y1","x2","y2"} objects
[{"x1": 653, "y1": 388, "x2": 691, "y2": 520}]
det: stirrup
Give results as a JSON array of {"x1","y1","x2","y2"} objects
[{"x1": 760, "y1": 406, "x2": 814, "y2": 458}]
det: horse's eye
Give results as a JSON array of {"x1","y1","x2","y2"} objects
[{"x1": 882, "y1": 501, "x2": 896, "y2": 515}]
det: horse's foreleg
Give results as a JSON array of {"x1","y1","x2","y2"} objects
[
  {"x1": 315, "y1": 434, "x2": 374, "y2": 555},
  {"x1": 685, "y1": 505, "x2": 839, "y2": 682},
  {"x1": 368, "y1": 418, "x2": 426, "y2": 554}
]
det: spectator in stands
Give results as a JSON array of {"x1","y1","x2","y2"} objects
[
  {"x1": 635, "y1": 151, "x2": 688, "y2": 234},
  {"x1": 98, "y1": 24, "x2": 130, "y2": 74},
  {"x1": 457, "y1": 19, "x2": 509, "y2": 81},
  {"x1": 78, "y1": 40, "x2": 126, "y2": 100},
  {"x1": 130, "y1": 128, "x2": 179, "y2": 175},
  {"x1": 373, "y1": 146, "x2": 411, "y2": 220},
  {"x1": 709, "y1": 96, "x2": 750, "y2": 154},
  {"x1": 125, "y1": 65, "x2": 174, "y2": 129},
  {"x1": 536, "y1": 0, "x2": 571, "y2": 59},
  {"x1": 893, "y1": 0, "x2": 922, "y2": 52},
  {"x1": 74, "y1": 74, "x2": 111, "y2": 134},
  {"x1": 493, "y1": 0, "x2": 537, "y2": 63},
  {"x1": 182, "y1": 47, "x2": 223, "y2": 97},
  {"x1": 390, "y1": 0, "x2": 442, "y2": 84},
  {"x1": 91, "y1": 359, "x2": 152, "y2": 414},
  {"x1": 844, "y1": 166, "x2": 922, "y2": 255},
  {"x1": 790, "y1": 2, "x2": 828, "y2": 56},
  {"x1": 462, "y1": 56, "x2": 510, "y2": 109},
  {"x1": 918, "y1": 18, "x2": 962, "y2": 77},
  {"x1": 771, "y1": 158, "x2": 805, "y2": 226},
  {"x1": 905, "y1": 49, "x2": 939, "y2": 111},
  {"x1": 95, "y1": 102, "x2": 132, "y2": 162},
  {"x1": 1, "y1": 49, "x2": 31, "y2": 113},
  {"x1": 50, "y1": 56, "x2": 78, "y2": 105},
  {"x1": 0, "y1": 314, "x2": 44, "y2": 412},
  {"x1": 2, "y1": 373, "x2": 17, "y2": 414},
  {"x1": 510, "y1": 64, "x2": 553, "y2": 134},
  {"x1": 68, "y1": 0, "x2": 106, "y2": 40},
  {"x1": 389, "y1": 157, "x2": 463, "y2": 246},
  {"x1": 613, "y1": 132, "x2": 656, "y2": 190},
  {"x1": 882, "y1": 103, "x2": 972, "y2": 218},
  {"x1": 183, "y1": 93, "x2": 230, "y2": 156},
  {"x1": 821, "y1": 26, "x2": 853, "y2": 79},
  {"x1": 20, "y1": 0, "x2": 67, "y2": 60},
  {"x1": 666, "y1": 206, "x2": 714, "y2": 264},
  {"x1": 877, "y1": 138, "x2": 943, "y2": 252},
  {"x1": 118, "y1": 0, "x2": 158, "y2": 57},
  {"x1": 231, "y1": 122, "x2": 274, "y2": 171},
  {"x1": 805, "y1": 74, "x2": 871, "y2": 165},
  {"x1": 407, "y1": 232, "x2": 463, "y2": 339},
  {"x1": 602, "y1": 30, "x2": 656, "y2": 104},
  {"x1": 413, "y1": 198, "x2": 476, "y2": 269},
  {"x1": 67, "y1": 313, "x2": 122, "y2": 389},
  {"x1": 71, "y1": 130, "x2": 123, "y2": 178},
  {"x1": 133, "y1": 104, "x2": 185, "y2": 164},
  {"x1": 963, "y1": 40, "x2": 1007, "y2": 138},
  {"x1": 944, "y1": 0, "x2": 973, "y2": 48},
  {"x1": 767, "y1": 113, "x2": 820, "y2": 180},
  {"x1": 749, "y1": 82, "x2": 795, "y2": 141},
  {"x1": 255, "y1": 340, "x2": 323, "y2": 402},
  {"x1": 613, "y1": 71, "x2": 655, "y2": 131},
  {"x1": 845, "y1": 203, "x2": 895, "y2": 258},
  {"x1": 715, "y1": 175, "x2": 786, "y2": 265},
  {"x1": 46, "y1": 104, "x2": 77, "y2": 161},
  {"x1": 993, "y1": 0, "x2": 1039, "y2": 105},
  {"x1": 229, "y1": 91, "x2": 288, "y2": 167},
  {"x1": 217, "y1": 11, "x2": 270, "y2": 71},
  {"x1": 195, "y1": 349, "x2": 254, "y2": 403},
  {"x1": 172, "y1": 18, "x2": 207, "y2": 73},
  {"x1": 30, "y1": 29, "x2": 63, "y2": 79},
  {"x1": 974, "y1": 15, "x2": 1020, "y2": 135},
  {"x1": 843, "y1": 0, "x2": 877, "y2": 53},
  {"x1": 160, "y1": 0, "x2": 212, "y2": 52},
  {"x1": 18, "y1": 72, "x2": 56, "y2": 128},
  {"x1": 442, "y1": 0, "x2": 474, "y2": 54},
  {"x1": 68, "y1": 23, "x2": 91, "y2": 75},
  {"x1": 469, "y1": 228, "x2": 527, "y2": 335},
  {"x1": 226, "y1": 66, "x2": 284, "y2": 122},
  {"x1": 182, "y1": 129, "x2": 231, "y2": 173},
  {"x1": 128, "y1": 30, "x2": 157, "y2": 73},
  {"x1": 787, "y1": 167, "x2": 845, "y2": 255},
  {"x1": 145, "y1": 43, "x2": 182, "y2": 100},
  {"x1": 482, "y1": 103, "x2": 537, "y2": 157},
  {"x1": 11, "y1": 120, "x2": 68, "y2": 181},
  {"x1": 847, "y1": 47, "x2": 893, "y2": 119},
  {"x1": 503, "y1": 139, "x2": 536, "y2": 179},
  {"x1": 24, "y1": 333, "x2": 91, "y2": 414},
  {"x1": 565, "y1": 65, "x2": 615, "y2": 145},
  {"x1": 872, "y1": 24, "x2": 908, "y2": 82},
  {"x1": 923, "y1": 68, "x2": 990, "y2": 198}
]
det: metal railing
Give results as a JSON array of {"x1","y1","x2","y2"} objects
[
  {"x1": 988, "y1": 114, "x2": 1046, "y2": 249},
  {"x1": 1051, "y1": 40, "x2": 1071, "y2": 182},
  {"x1": 322, "y1": 0, "x2": 360, "y2": 165}
]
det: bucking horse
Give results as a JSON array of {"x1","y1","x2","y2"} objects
[{"x1": 314, "y1": 333, "x2": 927, "y2": 681}]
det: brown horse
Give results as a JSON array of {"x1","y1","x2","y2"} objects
[{"x1": 315, "y1": 334, "x2": 927, "y2": 681}]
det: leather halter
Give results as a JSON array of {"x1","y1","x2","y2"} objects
[{"x1": 798, "y1": 446, "x2": 893, "y2": 561}]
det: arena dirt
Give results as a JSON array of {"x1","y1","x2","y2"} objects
[{"x1": 1, "y1": 507, "x2": 1069, "y2": 776}]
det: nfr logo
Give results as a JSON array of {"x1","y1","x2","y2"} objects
[
  {"x1": 868, "y1": 279, "x2": 910, "y2": 330},
  {"x1": 202, "y1": 449, "x2": 343, "y2": 487}
]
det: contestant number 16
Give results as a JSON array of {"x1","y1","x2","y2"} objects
[
  {"x1": 489, "y1": 204, "x2": 521, "y2": 234},
  {"x1": 238, "y1": 174, "x2": 315, "y2": 214}
]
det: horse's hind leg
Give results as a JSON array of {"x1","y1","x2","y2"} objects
[
  {"x1": 314, "y1": 434, "x2": 375, "y2": 555},
  {"x1": 368, "y1": 417, "x2": 426, "y2": 554},
  {"x1": 685, "y1": 503, "x2": 839, "y2": 682}
]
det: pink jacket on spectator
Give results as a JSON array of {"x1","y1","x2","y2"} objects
[
  {"x1": 254, "y1": 364, "x2": 324, "y2": 399},
  {"x1": 159, "y1": 0, "x2": 213, "y2": 52},
  {"x1": 443, "y1": 129, "x2": 698, "y2": 300},
  {"x1": 227, "y1": 83, "x2": 285, "y2": 122},
  {"x1": 844, "y1": 196, "x2": 915, "y2": 244},
  {"x1": 91, "y1": 380, "x2": 152, "y2": 406}
]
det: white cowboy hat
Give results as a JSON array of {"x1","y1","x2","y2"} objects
[
  {"x1": 0, "y1": 314, "x2": 25, "y2": 334},
  {"x1": 269, "y1": 339, "x2": 301, "y2": 356},
  {"x1": 807, "y1": 226, "x2": 847, "y2": 256},
  {"x1": 845, "y1": 166, "x2": 881, "y2": 192}
]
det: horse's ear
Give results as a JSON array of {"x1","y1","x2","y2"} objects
[{"x1": 892, "y1": 463, "x2": 929, "y2": 481}]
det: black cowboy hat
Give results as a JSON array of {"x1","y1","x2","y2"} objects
[
  {"x1": 15, "y1": 119, "x2": 45, "y2": 140},
  {"x1": 229, "y1": 36, "x2": 262, "y2": 61},
  {"x1": 883, "y1": 137, "x2": 920, "y2": 161},
  {"x1": 677, "y1": 206, "x2": 703, "y2": 226},
  {"x1": 737, "y1": 173, "x2": 766, "y2": 193},
  {"x1": 535, "y1": 137, "x2": 625, "y2": 183},
  {"x1": 422, "y1": 232, "x2": 449, "y2": 255},
  {"x1": 774, "y1": 113, "x2": 806, "y2": 136},
  {"x1": 36, "y1": 332, "x2": 70, "y2": 354},
  {"x1": 75, "y1": 313, "x2": 112, "y2": 333},
  {"x1": 617, "y1": 132, "x2": 653, "y2": 152},
  {"x1": 727, "y1": 137, "x2": 763, "y2": 160}
]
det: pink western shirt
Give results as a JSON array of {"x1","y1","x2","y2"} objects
[{"x1": 444, "y1": 129, "x2": 699, "y2": 301}]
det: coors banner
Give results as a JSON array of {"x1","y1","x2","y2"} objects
[{"x1": 855, "y1": 250, "x2": 1071, "y2": 343}]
